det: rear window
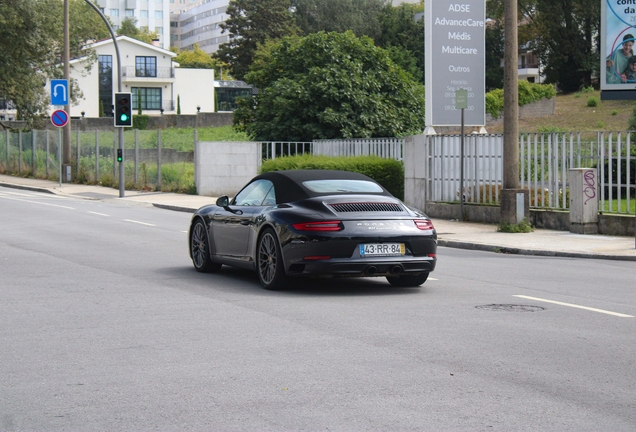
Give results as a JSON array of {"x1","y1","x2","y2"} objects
[{"x1": 302, "y1": 179, "x2": 383, "y2": 194}]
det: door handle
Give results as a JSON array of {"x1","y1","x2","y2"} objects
[{"x1": 240, "y1": 219, "x2": 250, "y2": 226}]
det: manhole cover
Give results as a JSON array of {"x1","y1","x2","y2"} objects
[{"x1": 476, "y1": 304, "x2": 545, "y2": 312}]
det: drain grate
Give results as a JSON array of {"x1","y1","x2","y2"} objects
[{"x1": 476, "y1": 304, "x2": 545, "y2": 312}]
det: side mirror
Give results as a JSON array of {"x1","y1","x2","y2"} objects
[{"x1": 216, "y1": 196, "x2": 230, "y2": 208}]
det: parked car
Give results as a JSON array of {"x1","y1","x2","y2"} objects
[{"x1": 188, "y1": 170, "x2": 437, "y2": 290}]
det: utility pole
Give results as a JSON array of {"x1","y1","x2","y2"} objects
[
  {"x1": 501, "y1": 0, "x2": 529, "y2": 225},
  {"x1": 62, "y1": 0, "x2": 71, "y2": 182},
  {"x1": 84, "y1": 0, "x2": 125, "y2": 197}
]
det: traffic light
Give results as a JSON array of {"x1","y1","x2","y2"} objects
[
  {"x1": 117, "y1": 148, "x2": 123, "y2": 163},
  {"x1": 114, "y1": 92, "x2": 133, "y2": 127}
]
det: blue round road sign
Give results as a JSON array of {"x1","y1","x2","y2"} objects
[{"x1": 51, "y1": 109, "x2": 69, "y2": 128}]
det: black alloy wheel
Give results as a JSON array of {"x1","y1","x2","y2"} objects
[
  {"x1": 191, "y1": 219, "x2": 221, "y2": 273},
  {"x1": 257, "y1": 228, "x2": 287, "y2": 290},
  {"x1": 386, "y1": 272, "x2": 429, "y2": 287}
]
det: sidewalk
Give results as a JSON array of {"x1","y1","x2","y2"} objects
[{"x1": 1, "y1": 174, "x2": 635, "y2": 261}]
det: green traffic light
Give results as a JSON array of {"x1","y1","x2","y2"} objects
[{"x1": 120, "y1": 114, "x2": 129, "y2": 122}]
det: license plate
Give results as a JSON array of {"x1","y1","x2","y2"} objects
[{"x1": 359, "y1": 243, "x2": 405, "y2": 257}]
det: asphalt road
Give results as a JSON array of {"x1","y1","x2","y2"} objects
[{"x1": 1, "y1": 186, "x2": 635, "y2": 431}]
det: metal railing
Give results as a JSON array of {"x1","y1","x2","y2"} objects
[{"x1": 122, "y1": 66, "x2": 175, "y2": 79}]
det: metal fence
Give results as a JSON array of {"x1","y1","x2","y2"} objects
[
  {"x1": 426, "y1": 132, "x2": 634, "y2": 214},
  {"x1": 1, "y1": 130, "x2": 634, "y2": 215},
  {"x1": 0, "y1": 129, "x2": 196, "y2": 193},
  {"x1": 313, "y1": 138, "x2": 404, "y2": 160},
  {"x1": 304, "y1": 134, "x2": 634, "y2": 215}
]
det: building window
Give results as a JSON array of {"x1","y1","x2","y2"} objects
[
  {"x1": 140, "y1": 10, "x2": 148, "y2": 18},
  {"x1": 125, "y1": 9, "x2": 134, "y2": 16},
  {"x1": 98, "y1": 55, "x2": 113, "y2": 117},
  {"x1": 136, "y1": 56, "x2": 157, "y2": 77},
  {"x1": 110, "y1": 9, "x2": 119, "y2": 17},
  {"x1": 155, "y1": 10, "x2": 163, "y2": 18},
  {"x1": 132, "y1": 87, "x2": 162, "y2": 110},
  {"x1": 155, "y1": 27, "x2": 163, "y2": 35}
]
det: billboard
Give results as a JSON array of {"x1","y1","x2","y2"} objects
[
  {"x1": 425, "y1": 0, "x2": 486, "y2": 127},
  {"x1": 601, "y1": 1, "x2": 636, "y2": 91}
]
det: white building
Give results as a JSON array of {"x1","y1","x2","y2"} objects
[
  {"x1": 57, "y1": 36, "x2": 215, "y2": 118},
  {"x1": 95, "y1": 0, "x2": 172, "y2": 49},
  {"x1": 170, "y1": 0, "x2": 230, "y2": 55}
]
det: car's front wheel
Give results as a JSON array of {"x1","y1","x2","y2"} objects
[
  {"x1": 386, "y1": 272, "x2": 429, "y2": 287},
  {"x1": 257, "y1": 228, "x2": 287, "y2": 290},
  {"x1": 190, "y1": 219, "x2": 221, "y2": 273}
]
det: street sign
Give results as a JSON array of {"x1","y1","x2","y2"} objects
[
  {"x1": 51, "y1": 109, "x2": 69, "y2": 128},
  {"x1": 51, "y1": 79, "x2": 69, "y2": 106},
  {"x1": 455, "y1": 89, "x2": 468, "y2": 109}
]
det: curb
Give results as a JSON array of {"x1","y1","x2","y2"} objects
[
  {"x1": 437, "y1": 239, "x2": 636, "y2": 262},
  {"x1": 0, "y1": 182, "x2": 56, "y2": 195},
  {"x1": 152, "y1": 203, "x2": 197, "y2": 213}
]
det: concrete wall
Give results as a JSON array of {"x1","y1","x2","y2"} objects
[
  {"x1": 486, "y1": 97, "x2": 556, "y2": 125},
  {"x1": 16, "y1": 112, "x2": 234, "y2": 132},
  {"x1": 194, "y1": 141, "x2": 260, "y2": 197},
  {"x1": 424, "y1": 203, "x2": 635, "y2": 236}
]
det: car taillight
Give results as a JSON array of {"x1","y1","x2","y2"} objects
[
  {"x1": 414, "y1": 219, "x2": 434, "y2": 230},
  {"x1": 292, "y1": 221, "x2": 343, "y2": 231}
]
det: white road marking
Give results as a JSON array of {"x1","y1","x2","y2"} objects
[
  {"x1": 88, "y1": 211, "x2": 110, "y2": 217},
  {"x1": 3, "y1": 191, "x2": 68, "y2": 199},
  {"x1": 513, "y1": 295, "x2": 635, "y2": 318},
  {"x1": 123, "y1": 219, "x2": 156, "y2": 227},
  {"x1": 0, "y1": 195, "x2": 76, "y2": 210}
]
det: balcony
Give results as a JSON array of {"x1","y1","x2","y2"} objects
[{"x1": 122, "y1": 66, "x2": 175, "y2": 83}]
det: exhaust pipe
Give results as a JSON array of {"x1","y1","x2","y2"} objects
[
  {"x1": 390, "y1": 265, "x2": 403, "y2": 275},
  {"x1": 366, "y1": 266, "x2": 378, "y2": 275}
]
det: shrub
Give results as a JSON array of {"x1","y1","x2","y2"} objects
[
  {"x1": 133, "y1": 114, "x2": 150, "y2": 130},
  {"x1": 587, "y1": 97, "x2": 598, "y2": 107},
  {"x1": 498, "y1": 219, "x2": 534, "y2": 233},
  {"x1": 260, "y1": 155, "x2": 404, "y2": 200},
  {"x1": 486, "y1": 82, "x2": 556, "y2": 119}
]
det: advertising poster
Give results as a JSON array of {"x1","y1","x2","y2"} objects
[
  {"x1": 425, "y1": 0, "x2": 485, "y2": 127},
  {"x1": 602, "y1": 1, "x2": 636, "y2": 91}
]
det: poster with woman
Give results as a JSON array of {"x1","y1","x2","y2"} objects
[{"x1": 602, "y1": 1, "x2": 636, "y2": 90}]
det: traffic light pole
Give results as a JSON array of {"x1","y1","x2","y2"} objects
[
  {"x1": 63, "y1": 0, "x2": 71, "y2": 182},
  {"x1": 84, "y1": 0, "x2": 125, "y2": 198}
]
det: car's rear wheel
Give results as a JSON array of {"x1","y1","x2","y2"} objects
[
  {"x1": 257, "y1": 228, "x2": 287, "y2": 290},
  {"x1": 191, "y1": 219, "x2": 221, "y2": 273},
  {"x1": 386, "y1": 272, "x2": 429, "y2": 287}
]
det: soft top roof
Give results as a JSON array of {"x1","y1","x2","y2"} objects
[{"x1": 252, "y1": 170, "x2": 392, "y2": 203}]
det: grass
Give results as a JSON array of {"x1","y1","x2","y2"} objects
[
  {"x1": 486, "y1": 90, "x2": 636, "y2": 134},
  {"x1": 601, "y1": 198, "x2": 636, "y2": 214}
]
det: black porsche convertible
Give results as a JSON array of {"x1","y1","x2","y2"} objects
[{"x1": 188, "y1": 170, "x2": 437, "y2": 290}]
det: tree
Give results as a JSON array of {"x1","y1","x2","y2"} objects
[
  {"x1": 174, "y1": 44, "x2": 217, "y2": 69},
  {"x1": 214, "y1": 0, "x2": 299, "y2": 81},
  {"x1": 532, "y1": 0, "x2": 600, "y2": 93},
  {"x1": 0, "y1": 0, "x2": 109, "y2": 125},
  {"x1": 485, "y1": 21, "x2": 504, "y2": 90},
  {"x1": 486, "y1": 0, "x2": 600, "y2": 93},
  {"x1": 376, "y1": 1, "x2": 424, "y2": 83},
  {"x1": 292, "y1": 0, "x2": 389, "y2": 41},
  {"x1": 117, "y1": 17, "x2": 159, "y2": 44},
  {"x1": 235, "y1": 31, "x2": 425, "y2": 141}
]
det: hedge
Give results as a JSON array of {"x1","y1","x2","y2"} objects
[{"x1": 259, "y1": 155, "x2": 405, "y2": 200}]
